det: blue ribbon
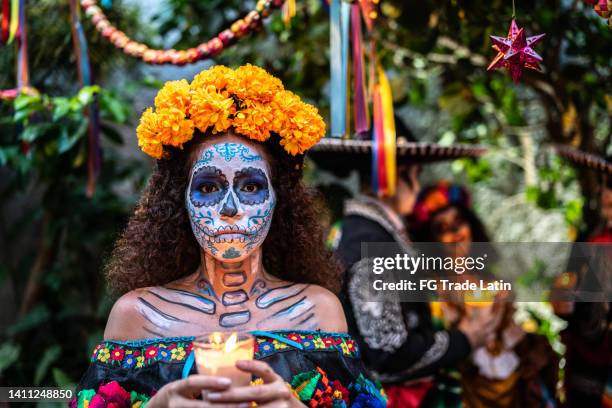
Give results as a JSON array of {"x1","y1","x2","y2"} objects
[
  {"x1": 339, "y1": 0, "x2": 350, "y2": 135},
  {"x1": 182, "y1": 350, "x2": 196, "y2": 379},
  {"x1": 329, "y1": 0, "x2": 343, "y2": 137},
  {"x1": 371, "y1": 121, "x2": 380, "y2": 193}
]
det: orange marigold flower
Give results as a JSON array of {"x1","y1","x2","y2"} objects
[
  {"x1": 189, "y1": 85, "x2": 235, "y2": 134},
  {"x1": 191, "y1": 65, "x2": 233, "y2": 91},
  {"x1": 136, "y1": 108, "x2": 164, "y2": 159},
  {"x1": 227, "y1": 64, "x2": 283, "y2": 104},
  {"x1": 273, "y1": 91, "x2": 325, "y2": 155},
  {"x1": 136, "y1": 107, "x2": 194, "y2": 159},
  {"x1": 154, "y1": 79, "x2": 191, "y2": 111},
  {"x1": 156, "y1": 108, "x2": 195, "y2": 147},
  {"x1": 136, "y1": 65, "x2": 325, "y2": 159},
  {"x1": 233, "y1": 102, "x2": 274, "y2": 142}
]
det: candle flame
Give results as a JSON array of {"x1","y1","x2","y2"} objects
[
  {"x1": 211, "y1": 332, "x2": 224, "y2": 345},
  {"x1": 225, "y1": 332, "x2": 238, "y2": 352}
]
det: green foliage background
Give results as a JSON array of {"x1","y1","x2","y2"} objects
[{"x1": 0, "y1": 0, "x2": 610, "y2": 398}]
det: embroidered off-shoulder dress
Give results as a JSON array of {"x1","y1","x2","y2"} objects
[{"x1": 71, "y1": 330, "x2": 387, "y2": 407}]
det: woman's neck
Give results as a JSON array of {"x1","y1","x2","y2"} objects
[{"x1": 197, "y1": 249, "x2": 264, "y2": 306}]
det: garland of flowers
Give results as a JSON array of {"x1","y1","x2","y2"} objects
[
  {"x1": 136, "y1": 64, "x2": 326, "y2": 159},
  {"x1": 79, "y1": 0, "x2": 284, "y2": 65},
  {"x1": 583, "y1": 0, "x2": 612, "y2": 27}
]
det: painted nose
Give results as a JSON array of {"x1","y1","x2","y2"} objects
[{"x1": 220, "y1": 193, "x2": 238, "y2": 217}]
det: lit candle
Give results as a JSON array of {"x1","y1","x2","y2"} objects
[
  {"x1": 464, "y1": 289, "x2": 495, "y2": 318},
  {"x1": 193, "y1": 332, "x2": 254, "y2": 389}
]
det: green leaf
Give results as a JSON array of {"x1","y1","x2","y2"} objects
[
  {"x1": 100, "y1": 123, "x2": 124, "y2": 145},
  {"x1": 14, "y1": 93, "x2": 41, "y2": 110},
  {"x1": 34, "y1": 345, "x2": 61, "y2": 385},
  {"x1": 525, "y1": 186, "x2": 540, "y2": 204},
  {"x1": 77, "y1": 85, "x2": 101, "y2": 106},
  {"x1": 52, "y1": 98, "x2": 72, "y2": 122},
  {"x1": 0, "y1": 146, "x2": 19, "y2": 166},
  {"x1": 20, "y1": 125, "x2": 45, "y2": 143},
  {"x1": 14, "y1": 108, "x2": 32, "y2": 122},
  {"x1": 0, "y1": 342, "x2": 21, "y2": 374},
  {"x1": 100, "y1": 92, "x2": 129, "y2": 123},
  {"x1": 52, "y1": 368, "x2": 73, "y2": 387},
  {"x1": 7, "y1": 304, "x2": 51, "y2": 336},
  {"x1": 58, "y1": 122, "x2": 87, "y2": 154}
]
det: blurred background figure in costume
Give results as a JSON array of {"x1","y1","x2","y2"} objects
[
  {"x1": 411, "y1": 182, "x2": 558, "y2": 408},
  {"x1": 71, "y1": 65, "x2": 387, "y2": 407},
  {"x1": 308, "y1": 117, "x2": 502, "y2": 408},
  {"x1": 551, "y1": 147, "x2": 611, "y2": 408}
]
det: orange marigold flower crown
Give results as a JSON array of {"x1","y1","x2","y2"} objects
[{"x1": 136, "y1": 64, "x2": 326, "y2": 159}]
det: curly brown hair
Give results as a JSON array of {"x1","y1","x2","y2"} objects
[{"x1": 105, "y1": 130, "x2": 341, "y2": 295}]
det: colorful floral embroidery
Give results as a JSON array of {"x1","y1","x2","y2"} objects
[
  {"x1": 288, "y1": 367, "x2": 386, "y2": 408},
  {"x1": 69, "y1": 381, "x2": 150, "y2": 408},
  {"x1": 254, "y1": 332, "x2": 359, "y2": 359},
  {"x1": 92, "y1": 340, "x2": 194, "y2": 369},
  {"x1": 92, "y1": 332, "x2": 358, "y2": 369},
  {"x1": 349, "y1": 375, "x2": 387, "y2": 408}
]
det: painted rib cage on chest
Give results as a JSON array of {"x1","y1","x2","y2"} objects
[{"x1": 136, "y1": 278, "x2": 320, "y2": 335}]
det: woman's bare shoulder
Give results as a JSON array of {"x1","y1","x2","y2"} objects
[
  {"x1": 103, "y1": 288, "x2": 152, "y2": 341},
  {"x1": 304, "y1": 285, "x2": 348, "y2": 333}
]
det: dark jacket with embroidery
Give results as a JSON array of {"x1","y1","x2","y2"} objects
[
  {"x1": 335, "y1": 196, "x2": 471, "y2": 384},
  {"x1": 72, "y1": 331, "x2": 387, "y2": 407}
]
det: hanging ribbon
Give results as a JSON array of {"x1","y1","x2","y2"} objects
[
  {"x1": 70, "y1": 0, "x2": 101, "y2": 197},
  {"x1": 7, "y1": 0, "x2": 17, "y2": 44},
  {"x1": 359, "y1": 0, "x2": 376, "y2": 32},
  {"x1": 377, "y1": 64, "x2": 396, "y2": 197},
  {"x1": 282, "y1": 0, "x2": 296, "y2": 26},
  {"x1": 329, "y1": 0, "x2": 344, "y2": 137},
  {"x1": 340, "y1": 1, "x2": 350, "y2": 135},
  {"x1": 351, "y1": 3, "x2": 369, "y2": 136},
  {"x1": 372, "y1": 84, "x2": 387, "y2": 195},
  {"x1": 1, "y1": 0, "x2": 9, "y2": 44},
  {"x1": 16, "y1": 0, "x2": 28, "y2": 89}
]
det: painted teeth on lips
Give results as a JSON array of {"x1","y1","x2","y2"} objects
[
  {"x1": 214, "y1": 226, "x2": 248, "y2": 236},
  {"x1": 212, "y1": 234, "x2": 247, "y2": 243},
  {"x1": 201, "y1": 225, "x2": 260, "y2": 238}
]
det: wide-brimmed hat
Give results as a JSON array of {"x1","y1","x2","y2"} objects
[
  {"x1": 308, "y1": 137, "x2": 487, "y2": 176},
  {"x1": 554, "y1": 145, "x2": 612, "y2": 176}
]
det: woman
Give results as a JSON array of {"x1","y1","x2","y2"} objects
[
  {"x1": 72, "y1": 65, "x2": 386, "y2": 407},
  {"x1": 412, "y1": 181, "x2": 558, "y2": 408}
]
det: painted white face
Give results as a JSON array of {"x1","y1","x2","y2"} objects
[{"x1": 186, "y1": 141, "x2": 276, "y2": 261}]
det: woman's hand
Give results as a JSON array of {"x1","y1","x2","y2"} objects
[
  {"x1": 148, "y1": 375, "x2": 244, "y2": 408},
  {"x1": 205, "y1": 360, "x2": 305, "y2": 408}
]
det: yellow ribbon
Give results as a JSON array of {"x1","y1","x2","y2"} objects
[
  {"x1": 377, "y1": 64, "x2": 396, "y2": 196},
  {"x1": 282, "y1": 0, "x2": 296, "y2": 27},
  {"x1": 7, "y1": 0, "x2": 18, "y2": 44}
]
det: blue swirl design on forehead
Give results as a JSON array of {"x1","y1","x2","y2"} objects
[
  {"x1": 194, "y1": 149, "x2": 214, "y2": 167},
  {"x1": 214, "y1": 143, "x2": 262, "y2": 162}
]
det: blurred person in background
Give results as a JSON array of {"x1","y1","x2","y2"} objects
[
  {"x1": 308, "y1": 118, "x2": 502, "y2": 407},
  {"x1": 551, "y1": 148, "x2": 611, "y2": 408},
  {"x1": 411, "y1": 182, "x2": 558, "y2": 407}
]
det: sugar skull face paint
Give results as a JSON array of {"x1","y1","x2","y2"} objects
[{"x1": 186, "y1": 141, "x2": 276, "y2": 261}]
